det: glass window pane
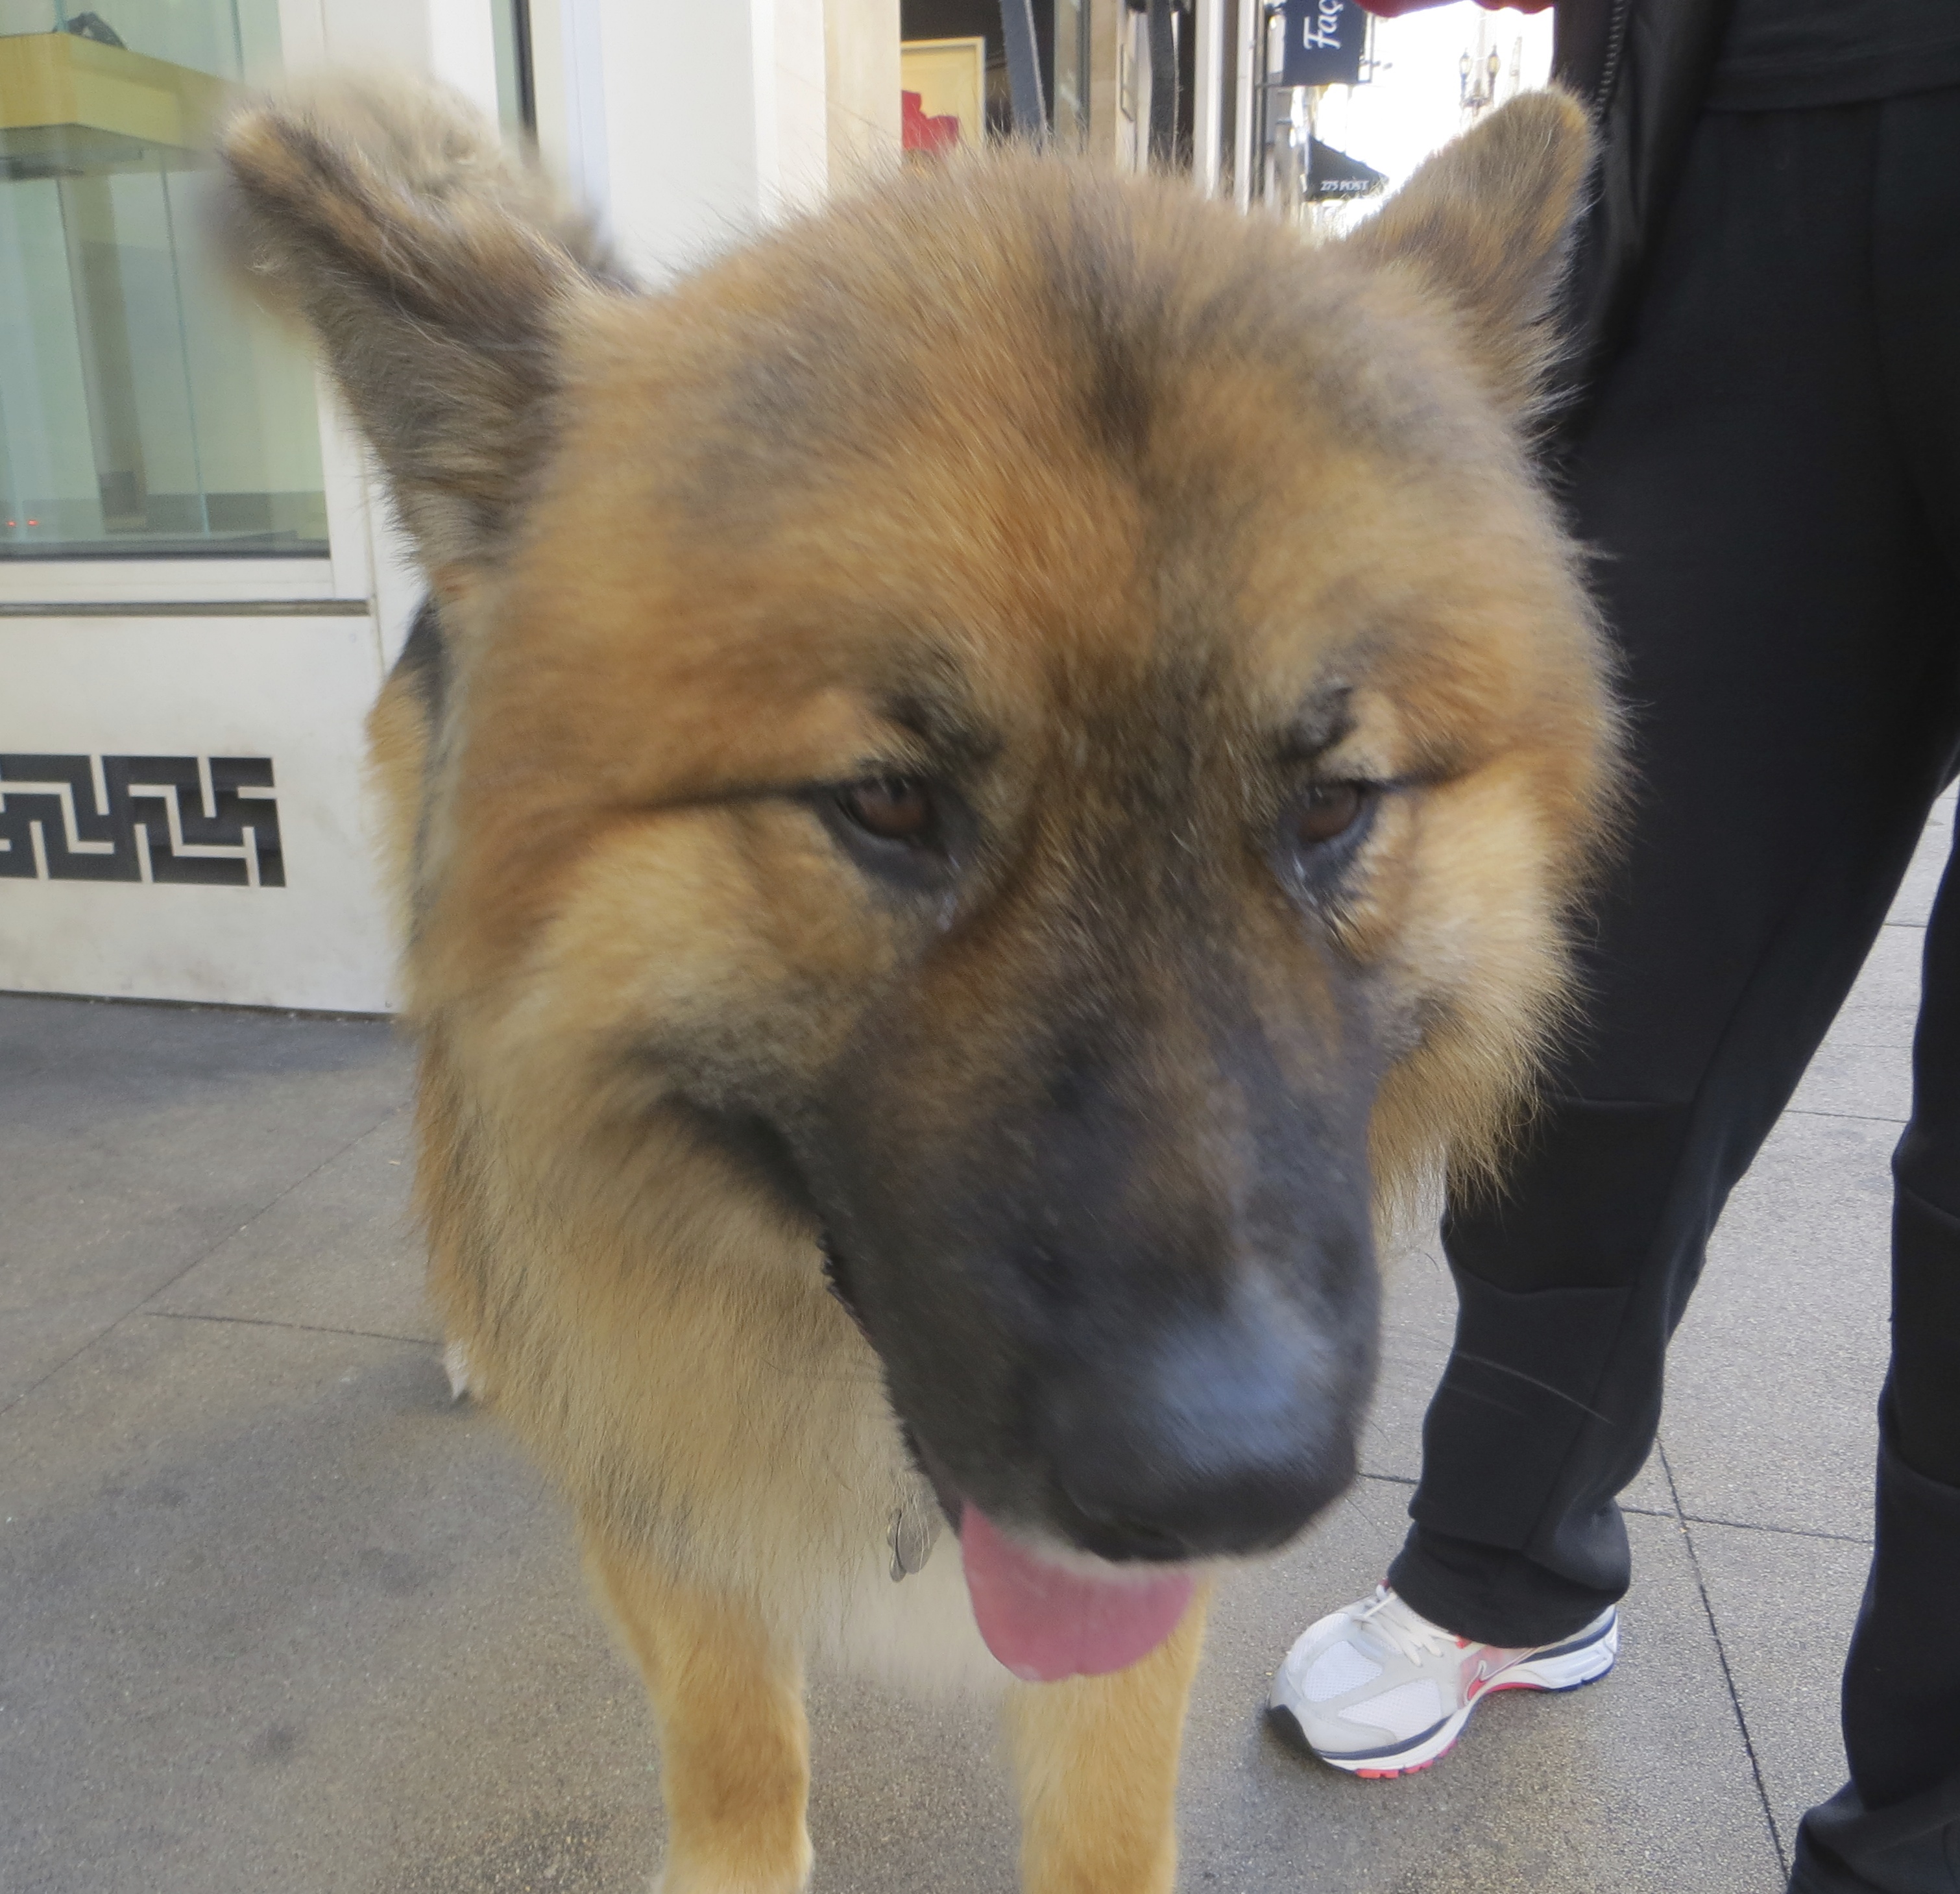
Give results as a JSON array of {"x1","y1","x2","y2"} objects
[{"x1": 0, "y1": 3, "x2": 328, "y2": 557}]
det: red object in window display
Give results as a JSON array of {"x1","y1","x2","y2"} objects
[{"x1": 901, "y1": 90, "x2": 962, "y2": 156}]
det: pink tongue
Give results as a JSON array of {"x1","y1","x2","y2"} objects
[{"x1": 959, "y1": 1505, "x2": 1195, "y2": 1682}]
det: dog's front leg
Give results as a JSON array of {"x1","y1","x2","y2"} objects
[
  {"x1": 1005, "y1": 1586, "x2": 1211, "y2": 1894},
  {"x1": 587, "y1": 1536, "x2": 813, "y2": 1893}
]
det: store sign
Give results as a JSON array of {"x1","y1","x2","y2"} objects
[
  {"x1": 1308, "y1": 136, "x2": 1387, "y2": 200},
  {"x1": 1280, "y1": 0, "x2": 1366, "y2": 88}
]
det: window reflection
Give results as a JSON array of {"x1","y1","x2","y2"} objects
[
  {"x1": 0, "y1": 3, "x2": 328, "y2": 558},
  {"x1": 492, "y1": 0, "x2": 534, "y2": 135},
  {"x1": 1052, "y1": 0, "x2": 1089, "y2": 147}
]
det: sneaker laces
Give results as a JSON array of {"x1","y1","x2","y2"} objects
[{"x1": 1350, "y1": 1586, "x2": 1459, "y2": 1666}]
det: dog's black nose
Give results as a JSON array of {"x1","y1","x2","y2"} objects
[{"x1": 1034, "y1": 1288, "x2": 1364, "y2": 1564}]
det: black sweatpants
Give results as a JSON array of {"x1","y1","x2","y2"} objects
[{"x1": 1382, "y1": 93, "x2": 1960, "y2": 1894}]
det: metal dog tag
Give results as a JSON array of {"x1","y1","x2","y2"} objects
[{"x1": 888, "y1": 1488, "x2": 942, "y2": 1582}]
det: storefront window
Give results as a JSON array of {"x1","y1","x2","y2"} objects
[{"x1": 0, "y1": 2, "x2": 329, "y2": 559}]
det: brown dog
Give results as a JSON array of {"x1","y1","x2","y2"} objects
[{"x1": 218, "y1": 82, "x2": 1614, "y2": 1892}]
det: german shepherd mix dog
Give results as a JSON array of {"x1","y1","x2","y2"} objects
[{"x1": 219, "y1": 80, "x2": 1614, "y2": 1892}]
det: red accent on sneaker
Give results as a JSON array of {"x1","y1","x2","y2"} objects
[{"x1": 1355, "y1": 1738, "x2": 1460, "y2": 1780}]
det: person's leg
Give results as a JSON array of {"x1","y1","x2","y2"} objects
[
  {"x1": 1788, "y1": 84, "x2": 1960, "y2": 1894},
  {"x1": 1388, "y1": 101, "x2": 1960, "y2": 1648},
  {"x1": 1788, "y1": 829, "x2": 1960, "y2": 1894}
]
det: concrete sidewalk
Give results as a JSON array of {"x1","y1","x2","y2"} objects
[{"x1": 3, "y1": 792, "x2": 1949, "y2": 1894}]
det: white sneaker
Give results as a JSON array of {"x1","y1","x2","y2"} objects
[{"x1": 1267, "y1": 1584, "x2": 1618, "y2": 1777}]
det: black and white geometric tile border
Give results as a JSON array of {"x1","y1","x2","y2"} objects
[{"x1": 0, "y1": 755, "x2": 285, "y2": 888}]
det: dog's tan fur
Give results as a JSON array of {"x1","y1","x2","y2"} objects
[{"x1": 221, "y1": 80, "x2": 1612, "y2": 1891}]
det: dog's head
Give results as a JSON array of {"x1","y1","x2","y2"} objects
[{"x1": 221, "y1": 84, "x2": 1612, "y2": 1672}]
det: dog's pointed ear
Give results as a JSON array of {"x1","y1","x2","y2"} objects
[
  {"x1": 1343, "y1": 88, "x2": 1594, "y2": 413},
  {"x1": 216, "y1": 76, "x2": 630, "y2": 576}
]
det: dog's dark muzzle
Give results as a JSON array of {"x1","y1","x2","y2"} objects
[
  {"x1": 827, "y1": 1224, "x2": 1370, "y2": 1562},
  {"x1": 801, "y1": 938, "x2": 1383, "y2": 1570},
  {"x1": 1028, "y1": 1261, "x2": 1370, "y2": 1562},
  {"x1": 816, "y1": 1147, "x2": 1379, "y2": 1567}
]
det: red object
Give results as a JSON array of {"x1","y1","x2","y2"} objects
[{"x1": 901, "y1": 89, "x2": 962, "y2": 156}]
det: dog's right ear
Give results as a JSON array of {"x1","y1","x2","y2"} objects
[{"x1": 216, "y1": 76, "x2": 629, "y2": 577}]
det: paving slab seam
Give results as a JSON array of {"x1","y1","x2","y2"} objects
[
  {"x1": 1660, "y1": 1439, "x2": 1791, "y2": 1881},
  {"x1": 1676, "y1": 1513, "x2": 1874, "y2": 1548},
  {"x1": 1348, "y1": 1474, "x2": 1686, "y2": 1537},
  {"x1": 1784, "y1": 1108, "x2": 1909, "y2": 1126},
  {"x1": 0, "y1": 987, "x2": 396, "y2": 1025},
  {"x1": 0, "y1": 1106, "x2": 407, "y2": 1424},
  {"x1": 139, "y1": 1309, "x2": 436, "y2": 1349}
]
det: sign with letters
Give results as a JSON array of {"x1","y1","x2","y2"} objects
[
  {"x1": 1280, "y1": 0, "x2": 1366, "y2": 88},
  {"x1": 1307, "y1": 136, "x2": 1386, "y2": 200}
]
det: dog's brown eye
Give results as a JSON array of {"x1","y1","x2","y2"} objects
[
  {"x1": 1295, "y1": 783, "x2": 1365, "y2": 848},
  {"x1": 839, "y1": 776, "x2": 934, "y2": 844}
]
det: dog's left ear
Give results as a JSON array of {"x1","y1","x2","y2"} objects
[{"x1": 1343, "y1": 88, "x2": 1594, "y2": 413}]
